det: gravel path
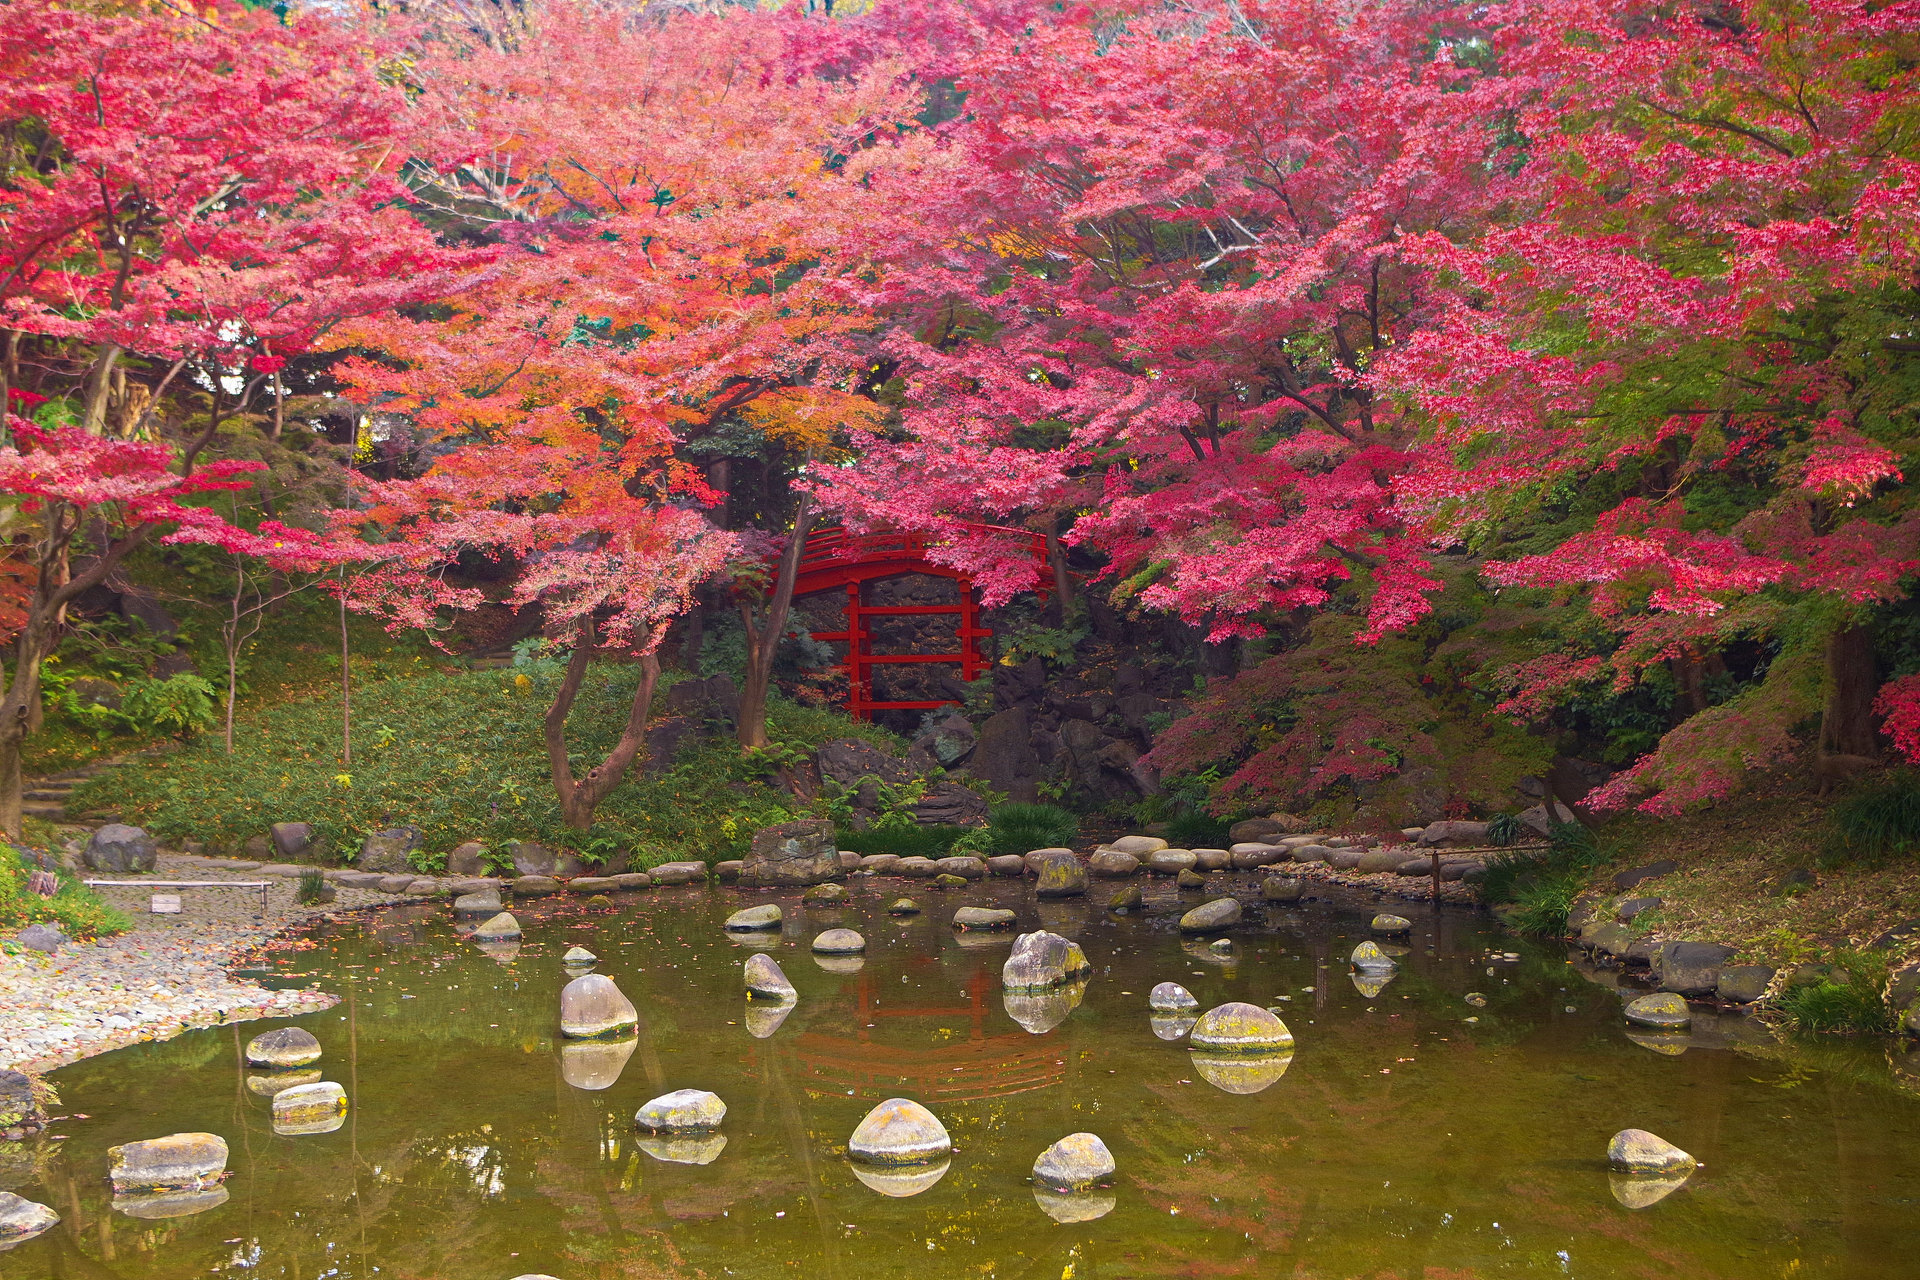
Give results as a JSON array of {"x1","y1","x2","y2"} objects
[{"x1": 0, "y1": 853, "x2": 485, "y2": 1074}]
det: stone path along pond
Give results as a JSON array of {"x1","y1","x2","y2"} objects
[{"x1": 5, "y1": 875, "x2": 1919, "y2": 1278}]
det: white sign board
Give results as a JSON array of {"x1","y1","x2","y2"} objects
[{"x1": 150, "y1": 894, "x2": 182, "y2": 914}]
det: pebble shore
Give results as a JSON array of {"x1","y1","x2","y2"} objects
[{"x1": 0, "y1": 853, "x2": 454, "y2": 1074}]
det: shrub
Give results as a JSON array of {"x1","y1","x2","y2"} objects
[
  {"x1": 0, "y1": 846, "x2": 130, "y2": 940},
  {"x1": 1776, "y1": 952, "x2": 1895, "y2": 1035},
  {"x1": 837, "y1": 824, "x2": 969, "y2": 859},
  {"x1": 1500, "y1": 870, "x2": 1586, "y2": 937},
  {"x1": 985, "y1": 802, "x2": 1079, "y2": 855},
  {"x1": 1479, "y1": 820, "x2": 1618, "y2": 932},
  {"x1": 1824, "y1": 772, "x2": 1920, "y2": 865},
  {"x1": 1166, "y1": 810, "x2": 1232, "y2": 848}
]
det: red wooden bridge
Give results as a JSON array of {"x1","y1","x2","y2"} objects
[{"x1": 793, "y1": 524, "x2": 1048, "y2": 721}]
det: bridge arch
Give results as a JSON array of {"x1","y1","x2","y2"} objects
[{"x1": 790, "y1": 525, "x2": 1049, "y2": 722}]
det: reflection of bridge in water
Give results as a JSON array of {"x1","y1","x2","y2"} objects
[{"x1": 778, "y1": 966, "x2": 1066, "y2": 1103}]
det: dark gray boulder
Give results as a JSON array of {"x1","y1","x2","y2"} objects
[
  {"x1": 1659, "y1": 941, "x2": 1737, "y2": 996},
  {"x1": 270, "y1": 822, "x2": 316, "y2": 859},
  {"x1": 83, "y1": 823, "x2": 156, "y2": 873}
]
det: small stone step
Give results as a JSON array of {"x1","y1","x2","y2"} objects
[
  {"x1": 24, "y1": 789, "x2": 72, "y2": 801},
  {"x1": 22, "y1": 802, "x2": 69, "y2": 818}
]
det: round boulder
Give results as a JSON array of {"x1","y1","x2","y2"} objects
[
  {"x1": 1179, "y1": 897, "x2": 1243, "y2": 933},
  {"x1": 896, "y1": 857, "x2": 940, "y2": 879},
  {"x1": 1370, "y1": 914, "x2": 1412, "y2": 934},
  {"x1": 1107, "y1": 884, "x2": 1143, "y2": 911},
  {"x1": 245, "y1": 1027, "x2": 321, "y2": 1069},
  {"x1": 954, "y1": 906, "x2": 1017, "y2": 931},
  {"x1": 1261, "y1": 876, "x2": 1303, "y2": 903},
  {"x1": 848, "y1": 1098, "x2": 951, "y2": 1166},
  {"x1": 452, "y1": 890, "x2": 503, "y2": 918},
  {"x1": 888, "y1": 897, "x2": 921, "y2": 916},
  {"x1": 1088, "y1": 850, "x2": 1141, "y2": 878},
  {"x1": 1176, "y1": 868, "x2": 1207, "y2": 889},
  {"x1": 802, "y1": 882, "x2": 849, "y2": 905},
  {"x1": 636, "y1": 1088, "x2": 727, "y2": 1132},
  {"x1": 1625, "y1": 992, "x2": 1691, "y2": 1029},
  {"x1": 1190, "y1": 1002, "x2": 1294, "y2": 1055},
  {"x1": 726, "y1": 904, "x2": 783, "y2": 932},
  {"x1": 1150, "y1": 982, "x2": 1198, "y2": 1012},
  {"x1": 1192, "y1": 848, "x2": 1233, "y2": 871},
  {"x1": 0, "y1": 1191, "x2": 60, "y2": 1244},
  {"x1": 1034, "y1": 854, "x2": 1089, "y2": 899},
  {"x1": 470, "y1": 912, "x2": 522, "y2": 942},
  {"x1": 1608, "y1": 1128, "x2": 1696, "y2": 1174},
  {"x1": 1355, "y1": 849, "x2": 1406, "y2": 874},
  {"x1": 936, "y1": 856, "x2": 989, "y2": 880},
  {"x1": 1146, "y1": 849, "x2": 1198, "y2": 876},
  {"x1": 1351, "y1": 940, "x2": 1396, "y2": 972},
  {"x1": 1032, "y1": 1132, "x2": 1115, "y2": 1191},
  {"x1": 559, "y1": 973, "x2": 640, "y2": 1040},
  {"x1": 812, "y1": 928, "x2": 866, "y2": 955},
  {"x1": 744, "y1": 953, "x2": 797, "y2": 1000},
  {"x1": 987, "y1": 855, "x2": 1027, "y2": 877},
  {"x1": 1108, "y1": 835, "x2": 1168, "y2": 856},
  {"x1": 1002, "y1": 930, "x2": 1091, "y2": 992}
]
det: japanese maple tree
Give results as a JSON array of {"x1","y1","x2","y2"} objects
[
  {"x1": 326, "y1": 1, "x2": 921, "y2": 821},
  {"x1": 1390, "y1": 0, "x2": 1920, "y2": 814},
  {"x1": 819, "y1": 0, "x2": 1527, "y2": 636}
]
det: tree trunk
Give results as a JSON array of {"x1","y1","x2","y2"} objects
[
  {"x1": 543, "y1": 621, "x2": 662, "y2": 829},
  {"x1": 1046, "y1": 523, "x2": 1074, "y2": 625},
  {"x1": 1820, "y1": 622, "x2": 1881, "y2": 759},
  {"x1": 339, "y1": 571, "x2": 352, "y2": 766},
  {"x1": 737, "y1": 494, "x2": 814, "y2": 750},
  {"x1": 79, "y1": 344, "x2": 121, "y2": 434}
]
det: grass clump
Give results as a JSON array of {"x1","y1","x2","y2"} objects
[
  {"x1": 1824, "y1": 772, "x2": 1920, "y2": 865},
  {"x1": 0, "y1": 846, "x2": 131, "y2": 940},
  {"x1": 1482, "y1": 822, "x2": 1618, "y2": 937},
  {"x1": 75, "y1": 663, "x2": 903, "y2": 866},
  {"x1": 1165, "y1": 810, "x2": 1232, "y2": 848},
  {"x1": 838, "y1": 824, "x2": 970, "y2": 859},
  {"x1": 1776, "y1": 951, "x2": 1896, "y2": 1035},
  {"x1": 983, "y1": 802, "x2": 1080, "y2": 855}
]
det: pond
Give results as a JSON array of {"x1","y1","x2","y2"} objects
[{"x1": 9, "y1": 878, "x2": 1920, "y2": 1279}]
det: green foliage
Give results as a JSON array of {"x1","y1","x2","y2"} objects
[
  {"x1": 997, "y1": 619, "x2": 1088, "y2": 667},
  {"x1": 1480, "y1": 822, "x2": 1617, "y2": 930},
  {"x1": 984, "y1": 802, "x2": 1079, "y2": 855},
  {"x1": 406, "y1": 845, "x2": 449, "y2": 875},
  {"x1": 0, "y1": 846, "x2": 131, "y2": 940},
  {"x1": 295, "y1": 868, "x2": 328, "y2": 905},
  {"x1": 1776, "y1": 952, "x2": 1895, "y2": 1035},
  {"x1": 1166, "y1": 809, "x2": 1232, "y2": 848},
  {"x1": 837, "y1": 824, "x2": 970, "y2": 859},
  {"x1": 121, "y1": 673, "x2": 220, "y2": 737},
  {"x1": 75, "y1": 664, "x2": 900, "y2": 865},
  {"x1": 1486, "y1": 811, "x2": 1523, "y2": 847},
  {"x1": 1823, "y1": 772, "x2": 1920, "y2": 865}
]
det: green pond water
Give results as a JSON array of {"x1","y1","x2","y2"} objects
[{"x1": 9, "y1": 879, "x2": 1920, "y2": 1279}]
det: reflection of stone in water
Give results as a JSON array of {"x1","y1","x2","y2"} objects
[
  {"x1": 731, "y1": 933, "x2": 783, "y2": 952},
  {"x1": 815, "y1": 954, "x2": 865, "y2": 975},
  {"x1": 474, "y1": 939, "x2": 521, "y2": 965},
  {"x1": 743, "y1": 999, "x2": 796, "y2": 1040},
  {"x1": 1350, "y1": 970, "x2": 1394, "y2": 999},
  {"x1": 560, "y1": 1037, "x2": 636, "y2": 1090},
  {"x1": 1625, "y1": 1030, "x2": 1690, "y2": 1056},
  {"x1": 1032, "y1": 902, "x2": 1089, "y2": 936},
  {"x1": 638, "y1": 1133, "x2": 728, "y2": 1166},
  {"x1": 1181, "y1": 940, "x2": 1238, "y2": 969},
  {"x1": 1190, "y1": 1050, "x2": 1293, "y2": 1094},
  {"x1": 112, "y1": 1187, "x2": 231, "y2": 1220},
  {"x1": 273, "y1": 1112, "x2": 346, "y2": 1137},
  {"x1": 1609, "y1": 1170, "x2": 1691, "y2": 1209},
  {"x1": 246, "y1": 1069, "x2": 322, "y2": 1097},
  {"x1": 849, "y1": 1158, "x2": 949, "y2": 1198},
  {"x1": 1378, "y1": 942, "x2": 1413, "y2": 958},
  {"x1": 950, "y1": 929, "x2": 1016, "y2": 950},
  {"x1": 1032, "y1": 1186, "x2": 1116, "y2": 1223},
  {"x1": 1149, "y1": 1014, "x2": 1197, "y2": 1042},
  {"x1": 1005, "y1": 981, "x2": 1085, "y2": 1035}
]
